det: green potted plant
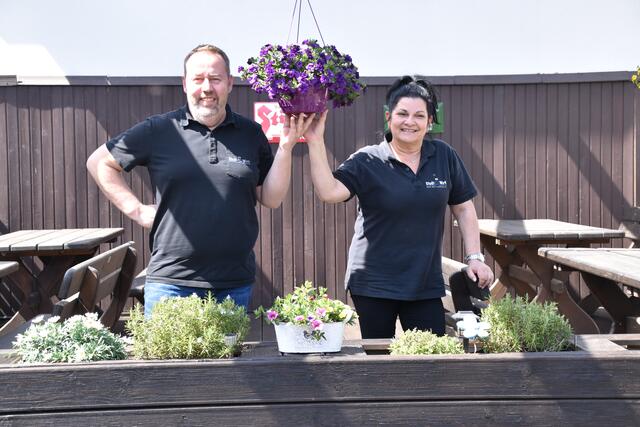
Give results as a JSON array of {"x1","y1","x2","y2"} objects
[
  {"x1": 481, "y1": 296, "x2": 572, "y2": 353},
  {"x1": 12, "y1": 313, "x2": 127, "y2": 363},
  {"x1": 126, "y1": 294, "x2": 249, "y2": 359},
  {"x1": 389, "y1": 329, "x2": 464, "y2": 355},
  {"x1": 633, "y1": 67, "x2": 640, "y2": 89},
  {"x1": 238, "y1": 39, "x2": 365, "y2": 114},
  {"x1": 255, "y1": 281, "x2": 358, "y2": 353}
]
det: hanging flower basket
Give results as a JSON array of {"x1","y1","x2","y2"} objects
[
  {"x1": 277, "y1": 85, "x2": 328, "y2": 114},
  {"x1": 238, "y1": 40, "x2": 365, "y2": 114}
]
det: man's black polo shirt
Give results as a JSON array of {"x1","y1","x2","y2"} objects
[
  {"x1": 106, "y1": 105, "x2": 273, "y2": 288},
  {"x1": 333, "y1": 139, "x2": 477, "y2": 300}
]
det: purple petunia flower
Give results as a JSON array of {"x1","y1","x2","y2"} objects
[
  {"x1": 267, "y1": 310, "x2": 278, "y2": 321},
  {"x1": 316, "y1": 308, "x2": 327, "y2": 317}
]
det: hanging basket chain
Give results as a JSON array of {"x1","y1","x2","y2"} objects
[{"x1": 286, "y1": 0, "x2": 326, "y2": 45}]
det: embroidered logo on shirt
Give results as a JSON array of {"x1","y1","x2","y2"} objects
[
  {"x1": 425, "y1": 175, "x2": 447, "y2": 189},
  {"x1": 228, "y1": 156, "x2": 253, "y2": 167}
]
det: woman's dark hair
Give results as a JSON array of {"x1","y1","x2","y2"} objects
[{"x1": 384, "y1": 75, "x2": 439, "y2": 142}]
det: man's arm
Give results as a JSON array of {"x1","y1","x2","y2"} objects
[
  {"x1": 86, "y1": 144, "x2": 156, "y2": 228},
  {"x1": 257, "y1": 114, "x2": 316, "y2": 209}
]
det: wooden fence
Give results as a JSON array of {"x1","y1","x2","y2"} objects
[{"x1": 0, "y1": 72, "x2": 638, "y2": 314}]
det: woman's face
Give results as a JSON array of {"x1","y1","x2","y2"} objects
[{"x1": 386, "y1": 96, "x2": 431, "y2": 145}]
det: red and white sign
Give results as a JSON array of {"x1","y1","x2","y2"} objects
[{"x1": 253, "y1": 102, "x2": 305, "y2": 144}]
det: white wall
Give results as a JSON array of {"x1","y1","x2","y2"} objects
[{"x1": 1, "y1": 0, "x2": 639, "y2": 78}]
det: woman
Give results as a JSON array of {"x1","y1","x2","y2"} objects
[{"x1": 303, "y1": 76, "x2": 493, "y2": 338}]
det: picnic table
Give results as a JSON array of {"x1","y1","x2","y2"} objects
[
  {"x1": 0, "y1": 228, "x2": 124, "y2": 336},
  {"x1": 539, "y1": 248, "x2": 640, "y2": 332},
  {"x1": 477, "y1": 219, "x2": 625, "y2": 334}
]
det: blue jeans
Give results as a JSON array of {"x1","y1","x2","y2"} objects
[{"x1": 144, "y1": 282, "x2": 253, "y2": 318}]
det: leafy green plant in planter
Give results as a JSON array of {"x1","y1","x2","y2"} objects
[
  {"x1": 481, "y1": 296, "x2": 572, "y2": 353},
  {"x1": 389, "y1": 329, "x2": 464, "y2": 355},
  {"x1": 127, "y1": 294, "x2": 249, "y2": 359},
  {"x1": 13, "y1": 313, "x2": 127, "y2": 363}
]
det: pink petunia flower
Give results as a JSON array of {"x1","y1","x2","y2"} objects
[
  {"x1": 267, "y1": 310, "x2": 278, "y2": 321},
  {"x1": 310, "y1": 319, "x2": 324, "y2": 330},
  {"x1": 315, "y1": 308, "x2": 327, "y2": 317},
  {"x1": 294, "y1": 315, "x2": 305, "y2": 322}
]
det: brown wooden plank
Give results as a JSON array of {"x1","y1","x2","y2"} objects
[
  {"x1": 29, "y1": 87, "x2": 44, "y2": 230},
  {"x1": 3, "y1": 400, "x2": 640, "y2": 427},
  {"x1": 51, "y1": 86, "x2": 66, "y2": 229},
  {"x1": 2, "y1": 350, "x2": 640, "y2": 415},
  {"x1": 62, "y1": 86, "x2": 76, "y2": 226}
]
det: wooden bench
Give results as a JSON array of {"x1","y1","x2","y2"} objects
[{"x1": 53, "y1": 242, "x2": 137, "y2": 329}]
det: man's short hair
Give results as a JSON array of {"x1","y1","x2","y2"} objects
[{"x1": 183, "y1": 44, "x2": 231, "y2": 76}]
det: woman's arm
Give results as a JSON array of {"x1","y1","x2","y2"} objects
[
  {"x1": 304, "y1": 111, "x2": 351, "y2": 204},
  {"x1": 450, "y1": 200, "x2": 494, "y2": 288}
]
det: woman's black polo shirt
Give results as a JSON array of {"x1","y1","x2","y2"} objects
[{"x1": 333, "y1": 139, "x2": 477, "y2": 300}]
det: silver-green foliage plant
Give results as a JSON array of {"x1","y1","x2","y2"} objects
[
  {"x1": 389, "y1": 329, "x2": 464, "y2": 355},
  {"x1": 481, "y1": 296, "x2": 572, "y2": 353},
  {"x1": 127, "y1": 294, "x2": 249, "y2": 359},
  {"x1": 13, "y1": 313, "x2": 127, "y2": 363}
]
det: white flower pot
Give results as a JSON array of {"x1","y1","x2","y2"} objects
[{"x1": 274, "y1": 322, "x2": 345, "y2": 354}]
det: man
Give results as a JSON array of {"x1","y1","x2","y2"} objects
[{"x1": 87, "y1": 44, "x2": 314, "y2": 316}]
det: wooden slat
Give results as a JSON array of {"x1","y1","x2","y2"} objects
[
  {"x1": 4, "y1": 400, "x2": 640, "y2": 426},
  {"x1": 2, "y1": 348, "x2": 640, "y2": 415}
]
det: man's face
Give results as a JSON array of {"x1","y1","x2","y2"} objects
[{"x1": 182, "y1": 51, "x2": 233, "y2": 128}]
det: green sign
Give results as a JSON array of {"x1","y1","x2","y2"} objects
[{"x1": 383, "y1": 102, "x2": 444, "y2": 135}]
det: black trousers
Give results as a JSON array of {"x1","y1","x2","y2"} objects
[{"x1": 350, "y1": 293, "x2": 445, "y2": 338}]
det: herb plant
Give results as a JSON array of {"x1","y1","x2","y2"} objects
[
  {"x1": 389, "y1": 329, "x2": 464, "y2": 355},
  {"x1": 481, "y1": 296, "x2": 572, "y2": 353},
  {"x1": 238, "y1": 39, "x2": 365, "y2": 108},
  {"x1": 126, "y1": 294, "x2": 249, "y2": 359},
  {"x1": 13, "y1": 313, "x2": 127, "y2": 363},
  {"x1": 254, "y1": 281, "x2": 357, "y2": 341}
]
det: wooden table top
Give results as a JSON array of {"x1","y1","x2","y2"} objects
[
  {"x1": 538, "y1": 248, "x2": 640, "y2": 289},
  {"x1": 477, "y1": 219, "x2": 625, "y2": 242},
  {"x1": 0, "y1": 261, "x2": 19, "y2": 278},
  {"x1": 0, "y1": 228, "x2": 124, "y2": 253}
]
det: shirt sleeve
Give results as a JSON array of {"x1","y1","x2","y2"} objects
[
  {"x1": 332, "y1": 152, "x2": 363, "y2": 201},
  {"x1": 105, "y1": 118, "x2": 153, "y2": 172},
  {"x1": 447, "y1": 147, "x2": 478, "y2": 205},
  {"x1": 256, "y1": 131, "x2": 274, "y2": 186}
]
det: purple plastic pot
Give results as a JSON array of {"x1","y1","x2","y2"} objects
[{"x1": 278, "y1": 86, "x2": 328, "y2": 114}]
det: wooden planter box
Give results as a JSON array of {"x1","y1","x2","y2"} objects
[{"x1": 1, "y1": 335, "x2": 639, "y2": 426}]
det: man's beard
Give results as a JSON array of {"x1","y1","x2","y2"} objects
[{"x1": 191, "y1": 101, "x2": 220, "y2": 123}]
